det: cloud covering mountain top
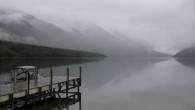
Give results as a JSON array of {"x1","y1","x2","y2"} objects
[
  {"x1": 0, "y1": 9, "x2": 170, "y2": 57},
  {"x1": 0, "y1": 0, "x2": 193, "y2": 55}
]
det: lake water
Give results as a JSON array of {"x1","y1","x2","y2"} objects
[{"x1": 0, "y1": 58, "x2": 195, "y2": 110}]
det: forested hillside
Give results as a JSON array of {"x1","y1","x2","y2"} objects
[
  {"x1": 0, "y1": 40, "x2": 105, "y2": 58},
  {"x1": 174, "y1": 46, "x2": 195, "y2": 58}
]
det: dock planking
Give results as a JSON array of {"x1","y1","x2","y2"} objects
[
  {"x1": 0, "y1": 67, "x2": 82, "y2": 110},
  {"x1": 0, "y1": 77, "x2": 78, "y2": 96}
]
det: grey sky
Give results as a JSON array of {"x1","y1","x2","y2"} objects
[{"x1": 0, "y1": 0, "x2": 194, "y2": 54}]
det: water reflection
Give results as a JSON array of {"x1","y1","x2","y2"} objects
[
  {"x1": 21, "y1": 93, "x2": 81, "y2": 110},
  {"x1": 176, "y1": 58, "x2": 195, "y2": 69},
  {"x1": 0, "y1": 58, "x2": 102, "y2": 83},
  {"x1": 81, "y1": 58, "x2": 195, "y2": 110},
  {"x1": 1, "y1": 58, "x2": 195, "y2": 110},
  {"x1": 0, "y1": 58, "x2": 102, "y2": 73}
]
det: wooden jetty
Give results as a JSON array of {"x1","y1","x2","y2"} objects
[
  {"x1": 0, "y1": 66, "x2": 82, "y2": 110},
  {"x1": 22, "y1": 95, "x2": 81, "y2": 110}
]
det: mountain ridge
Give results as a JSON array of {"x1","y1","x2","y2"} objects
[
  {"x1": 174, "y1": 46, "x2": 195, "y2": 58},
  {"x1": 0, "y1": 9, "x2": 170, "y2": 57}
]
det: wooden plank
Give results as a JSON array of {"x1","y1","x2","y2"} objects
[
  {"x1": 29, "y1": 88, "x2": 39, "y2": 95},
  {"x1": 13, "y1": 91, "x2": 26, "y2": 98},
  {"x1": 0, "y1": 77, "x2": 78, "y2": 96},
  {"x1": 0, "y1": 66, "x2": 82, "y2": 109},
  {"x1": 0, "y1": 95, "x2": 9, "y2": 102},
  {"x1": 41, "y1": 86, "x2": 50, "y2": 92},
  {"x1": 0, "y1": 76, "x2": 80, "y2": 105}
]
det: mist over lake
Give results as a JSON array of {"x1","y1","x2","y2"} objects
[{"x1": 0, "y1": 0, "x2": 194, "y2": 109}]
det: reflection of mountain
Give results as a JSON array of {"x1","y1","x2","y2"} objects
[
  {"x1": 176, "y1": 58, "x2": 195, "y2": 68},
  {"x1": 82, "y1": 58, "x2": 166, "y2": 90},
  {"x1": 174, "y1": 46, "x2": 195, "y2": 68},
  {"x1": 83, "y1": 59, "x2": 195, "y2": 110},
  {"x1": 0, "y1": 58, "x2": 102, "y2": 73},
  {"x1": 175, "y1": 46, "x2": 195, "y2": 58},
  {"x1": 0, "y1": 9, "x2": 169, "y2": 57}
]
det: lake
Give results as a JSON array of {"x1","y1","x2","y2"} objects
[{"x1": 0, "y1": 58, "x2": 195, "y2": 110}]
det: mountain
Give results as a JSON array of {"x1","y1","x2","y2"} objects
[
  {"x1": 0, "y1": 9, "x2": 170, "y2": 57},
  {"x1": 174, "y1": 46, "x2": 195, "y2": 58}
]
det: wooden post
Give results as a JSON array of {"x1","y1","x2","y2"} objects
[
  {"x1": 9, "y1": 94, "x2": 13, "y2": 107},
  {"x1": 66, "y1": 68, "x2": 69, "y2": 99},
  {"x1": 13, "y1": 69, "x2": 16, "y2": 90},
  {"x1": 14, "y1": 69, "x2": 16, "y2": 83},
  {"x1": 38, "y1": 87, "x2": 42, "y2": 101},
  {"x1": 77, "y1": 84, "x2": 80, "y2": 93},
  {"x1": 58, "y1": 83, "x2": 61, "y2": 92},
  {"x1": 73, "y1": 80, "x2": 75, "y2": 88},
  {"x1": 53, "y1": 88, "x2": 55, "y2": 99},
  {"x1": 27, "y1": 72, "x2": 30, "y2": 96},
  {"x1": 35, "y1": 67, "x2": 38, "y2": 86},
  {"x1": 66, "y1": 106, "x2": 69, "y2": 110},
  {"x1": 77, "y1": 66, "x2": 82, "y2": 93},
  {"x1": 79, "y1": 93, "x2": 81, "y2": 110},
  {"x1": 67, "y1": 68, "x2": 69, "y2": 82},
  {"x1": 50, "y1": 67, "x2": 53, "y2": 94},
  {"x1": 79, "y1": 66, "x2": 82, "y2": 86}
]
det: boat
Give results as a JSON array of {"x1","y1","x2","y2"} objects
[{"x1": 0, "y1": 66, "x2": 44, "y2": 85}]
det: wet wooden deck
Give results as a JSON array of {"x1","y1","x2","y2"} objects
[
  {"x1": 0, "y1": 76, "x2": 79, "y2": 103},
  {"x1": 0, "y1": 67, "x2": 82, "y2": 110}
]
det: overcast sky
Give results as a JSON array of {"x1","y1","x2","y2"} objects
[{"x1": 0, "y1": 0, "x2": 194, "y2": 54}]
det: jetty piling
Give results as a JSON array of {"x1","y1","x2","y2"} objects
[
  {"x1": 66, "y1": 68, "x2": 69, "y2": 100},
  {"x1": 50, "y1": 66, "x2": 53, "y2": 96}
]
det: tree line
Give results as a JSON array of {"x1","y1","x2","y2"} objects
[{"x1": 0, "y1": 40, "x2": 105, "y2": 58}]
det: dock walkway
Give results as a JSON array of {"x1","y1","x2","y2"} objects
[{"x1": 0, "y1": 67, "x2": 82, "y2": 110}]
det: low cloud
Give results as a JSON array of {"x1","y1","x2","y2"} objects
[{"x1": 0, "y1": 0, "x2": 194, "y2": 54}]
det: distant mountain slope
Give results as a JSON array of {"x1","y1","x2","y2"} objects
[
  {"x1": 0, "y1": 9, "x2": 170, "y2": 57},
  {"x1": 80, "y1": 26, "x2": 170, "y2": 57},
  {"x1": 0, "y1": 40, "x2": 105, "y2": 58},
  {"x1": 174, "y1": 47, "x2": 195, "y2": 58}
]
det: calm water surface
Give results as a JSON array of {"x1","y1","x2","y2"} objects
[{"x1": 0, "y1": 58, "x2": 195, "y2": 110}]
